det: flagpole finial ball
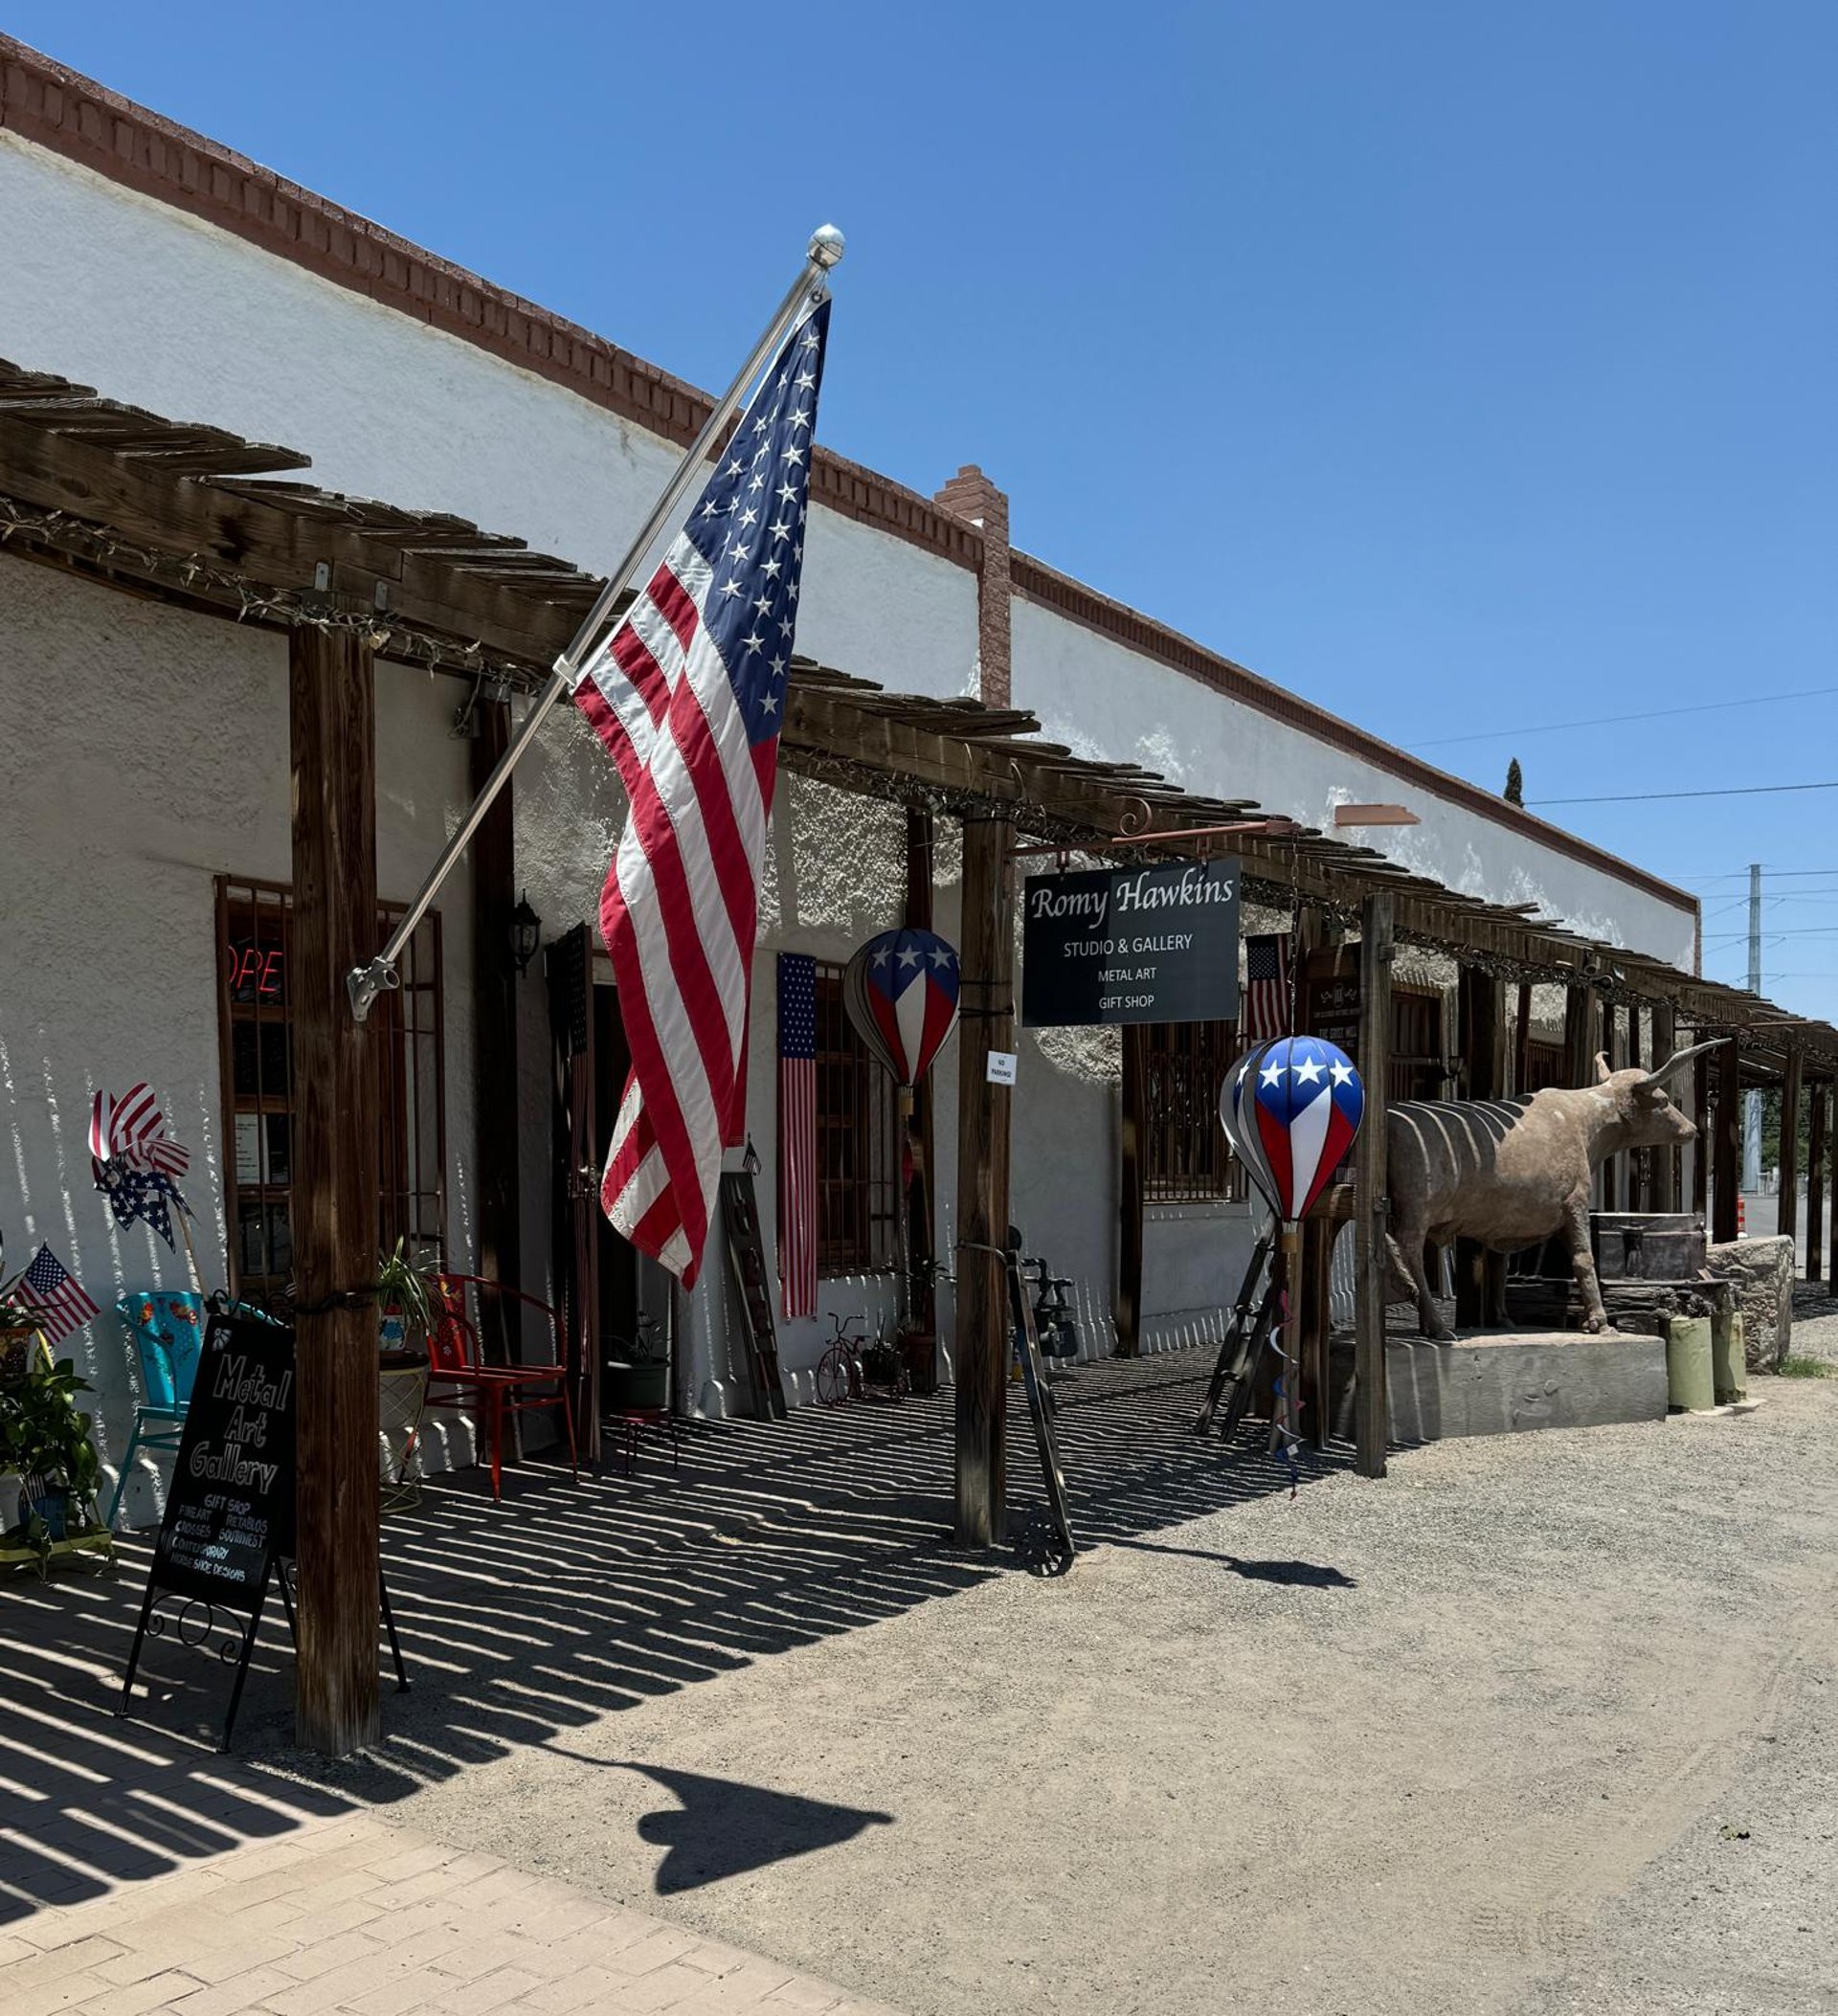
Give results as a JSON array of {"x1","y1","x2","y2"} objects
[{"x1": 808, "y1": 224, "x2": 846, "y2": 270}]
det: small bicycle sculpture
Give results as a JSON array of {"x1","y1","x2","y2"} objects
[{"x1": 814, "y1": 1311, "x2": 909, "y2": 1406}]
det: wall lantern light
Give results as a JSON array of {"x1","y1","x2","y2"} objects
[{"x1": 510, "y1": 891, "x2": 543, "y2": 976}]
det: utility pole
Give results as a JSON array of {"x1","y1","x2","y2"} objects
[{"x1": 1742, "y1": 862, "x2": 1762, "y2": 1195}]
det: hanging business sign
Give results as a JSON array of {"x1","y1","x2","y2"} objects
[{"x1": 1021, "y1": 860, "x2": 1241, "y2": 1027}]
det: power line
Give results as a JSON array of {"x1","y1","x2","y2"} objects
[
  {"x1": 1408, "y1": 683, "x2": 1838, "y2": 750},
  {"x1": 1531, "y1": 780, "x2": 1838, "y2": 807},
  {"x1": 1706, "y1": 926, "x2": 1838, "y2": 942},
  {"x1": 1690, "y1": 866, "x2": 1838, "y2": 882}
]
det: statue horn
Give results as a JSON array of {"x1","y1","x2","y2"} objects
[
  {"x1": 1642, "y1": 1037, "x2": 1730, "y2": 1088},
  {"x1": 1594, "y1": 1050, "x2": 1613, "y2": 1084}
]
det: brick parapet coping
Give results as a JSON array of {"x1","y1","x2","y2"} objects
[{"x1": 0, "y1": 33, "x2": 1693, "y2": 920}]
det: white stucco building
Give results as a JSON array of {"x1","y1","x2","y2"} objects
[{"x1": 0, "y1": 40, "x2": 1707, "y2": 1523}]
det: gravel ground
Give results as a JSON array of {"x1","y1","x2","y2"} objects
[{"x1": 266, "y1": 1366, "x2": 1838, "y2": 2016}]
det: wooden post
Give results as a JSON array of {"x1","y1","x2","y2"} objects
[
  {"x1": 1806, "y1": 1084, "x2": 1827, "y2": 1284},
  {"x1": 1713, "y1": 1037, "x2": 1741, "y2": 1244},
  {"x1": 1778, "y1": 1044, "x2": 1803, "y2": 1250},
  {"x1": 1691, "y1": 1046, "x2": 1711, "y2": 1221},
  {"x1": 1303, "y1": 1215, "x2": 1333, "y2": 1449},
  {"x1": 1513, "y1": 979, "x2": 1534, "y2": 1097},
  {"x1": 1115, "y1": 1023, "x2": 1145, "y2": 1357},
  {"x1": 1455, "y1": 967, "x2": 1505, "y2": 1329},
  {"x1": 1563, "y1": 980, "x2": 1598, "y2": 1088},
  {"x1": 905, "y1": 810, "x2": 938, "y2": 1338},
  {"x1": 1650, "y1": 1001, "x2": 1680, "y2": 1211},
  {"x1": 1564, "y1": 979, "x2": 1601, "y2": 1208},
  {"x1": 953, "y1": 816, "x2": 1015, "y2": 1546},
  {"x1": 290, "y1": 625, "x2": 381, "y2": 1757},
  {"x1": 472, "y1": 698, "x2": 522, "y2": 1358},
  {"x1": 1354, "y1": 893, "x2": 1393, "y2": 1478}
]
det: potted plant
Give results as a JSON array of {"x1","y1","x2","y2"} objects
[
  {"x1": 895, "y1": 1318, "x2": 937, "y2": 1398},
  {"x1": 376, "y1": 1237, "x2": 437, "y2": 1366},
  {"x1": 0, "y1": 1357, "x2": 102, "y2": 1557}
]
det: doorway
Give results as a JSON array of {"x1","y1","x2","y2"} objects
[{"x1": 593, "y1": 982, "x2": 639, "y2": 1369}]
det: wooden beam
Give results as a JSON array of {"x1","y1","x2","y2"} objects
[
  {"x1": 471, "y1": 700, "x2": 523, "y2": 1363},
  {"x1": 1115, "y1": 1024, "x2": 1145, "y2": 1358},
  {"x1": 1806, "y1": 1083, "x2": 1827, "y2": 1284},
  {"x1": 1713, "y1": 1037, "x2": 1741, "y2": 1244},
  {"x1": 1650, "y1": 1001, "x2": 1680, "y2": 1210},
  {"x1": 953, "y1": 816, "x2": 1016, "y2": 1546},
  {"x1": 1778, "y1": 1044, "x2": 1803, "y2": 1246},
  {"x1": 289, "y1": 625, "x2": 381, "y2": 1757},
  {"x1": 1355, "y1": 893, "x2": 1394, "y2": 1478},
  {"x1": 0, "y1": 414, "x2": 575, "y2": 668}
]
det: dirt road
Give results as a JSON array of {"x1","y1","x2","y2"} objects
[{"x1": 353, "y1": 1373, "x2": 1838, "y2": 2016}]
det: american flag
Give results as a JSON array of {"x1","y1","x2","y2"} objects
[
  {"x1": 16, "y1": 1243, "x2": 100, "y2": 1346},
  {"x1": 89, "y1": 1084, "x2": 190, "y2": 1178},
  {"x1": 572, "y1": 302, "x2": 830, "y2": 1285},
  {"x1": 1243, "y1": 933, "x2": 1290, "y2": 1041},
  {"x1": 776, "y1": 952, "x2": 818, "y2": 1319}
]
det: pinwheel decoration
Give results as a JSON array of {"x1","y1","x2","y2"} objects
[
  {"x1": 842, "y1": 929, "x2": 961, "y2": 1092},
  {"x1": 89, "y1": 1083, "x2": 201, "y2": 1285}
]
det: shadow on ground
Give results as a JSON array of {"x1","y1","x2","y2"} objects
[{"x1": 0, "y1": 1348, "x2": 1342, "y2": 1922}]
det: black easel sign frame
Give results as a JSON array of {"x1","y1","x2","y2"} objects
[{"x1": 120, "y1": 1309, "x2": 406, "y2": 1750}]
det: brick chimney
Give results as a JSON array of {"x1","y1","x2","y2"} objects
[{"x1": 932, "y1": 464, "x2": 1012, "y2": 708}]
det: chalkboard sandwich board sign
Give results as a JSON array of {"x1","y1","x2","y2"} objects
[
  {"x1": 118, "y1": 1310, "x2": 409, "y2": 1751},
  {"x1": 152, "y1": 1311, "x2": 297, "y2": 1603},
  {"x1": 1021, "y1": 859, "x2": 1241, "y2": 1028}
]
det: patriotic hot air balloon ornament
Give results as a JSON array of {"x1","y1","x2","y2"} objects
[
  {"x1": 1218, "y1": 1036, "x2": 1364, "y2": 1485},
  {"x1": 842, "y1": 930, "x2": 961, "y2": 1094},
  {"x1": 843, "y1": 929, "x2": 961, "y2": 1310}
]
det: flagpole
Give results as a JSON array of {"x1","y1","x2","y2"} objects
[{"x1": 347, "y1": 224, "x2": 846, "y2": 1023}]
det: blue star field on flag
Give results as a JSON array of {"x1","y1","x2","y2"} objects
[{"x1": 684, "y1": 301, "x2": 830, "y2": 748}]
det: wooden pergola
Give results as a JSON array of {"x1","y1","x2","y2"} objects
[{"x1": 5, "y1": 356, "x2": 1835, "y2": 1753}]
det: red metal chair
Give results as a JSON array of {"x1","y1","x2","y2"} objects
[{"x1": 422, "y1": 1274, "x2": 578, "y2": 1501}]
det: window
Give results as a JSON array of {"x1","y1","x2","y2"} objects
[
  {"x1": 1141, "y1": 1021, "x2": 1243, "y2": 1203},
  {"x1": 215, "y1": 876, "x2": 446, "y2": 1301},
  {"x1": 812, "y1": 960, "x2": 898, "y2": 1274},
  {"x1": 1392, "y1": 987, "x2": 1448, "y2": 1103}
]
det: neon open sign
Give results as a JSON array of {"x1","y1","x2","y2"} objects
[{"x1": 225, "y1": 938, "x2": 286, "y2": 1004}]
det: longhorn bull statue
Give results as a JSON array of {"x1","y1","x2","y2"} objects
[{"x1": 1382, "y1": 1040, "x2": 1724, "y2": 1341}]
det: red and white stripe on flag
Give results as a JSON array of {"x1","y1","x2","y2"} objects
[
  {"x1": 570, "y1": 303, "x2": 830, "y2": 1287},
  {"x1": 1242, "y1": 934, "x2": 1290, "y2": 1042}
]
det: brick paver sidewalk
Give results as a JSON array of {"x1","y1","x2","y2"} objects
[{"x1": 0, "y1": 1815, "x2": 902, "y2": 2016}]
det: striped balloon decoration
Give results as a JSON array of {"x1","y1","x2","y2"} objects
[{"x1": 842, "y1": 929, "x2": 961, "y2": 1089}]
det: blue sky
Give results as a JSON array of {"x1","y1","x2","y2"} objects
[{"x1": 11, "y1": 4, "x2": 1835, "y2": 1012}]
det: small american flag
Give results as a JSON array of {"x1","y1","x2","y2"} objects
[
  {"x1": 572, "y1": 302, "x2": 830, "y2": 1285},
  {"x1": 1243, "y1": 933, "x2": 1290, "y2": 1041},
  {"x1": 16, "y1": 1243, "x2": 100, "y2": 1346},
  {"x1": 776, "y1": 953, "x2": 818, "y2": 1320}
]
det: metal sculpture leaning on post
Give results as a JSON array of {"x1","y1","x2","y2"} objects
[{"x1": 1378, "y1": 1039, "x2": 1726, "y2": 1340}]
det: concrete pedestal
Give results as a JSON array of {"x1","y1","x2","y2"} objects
[{"x1": 1330, "y1": 1330, "x2": 1670, "y2": 1445}]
